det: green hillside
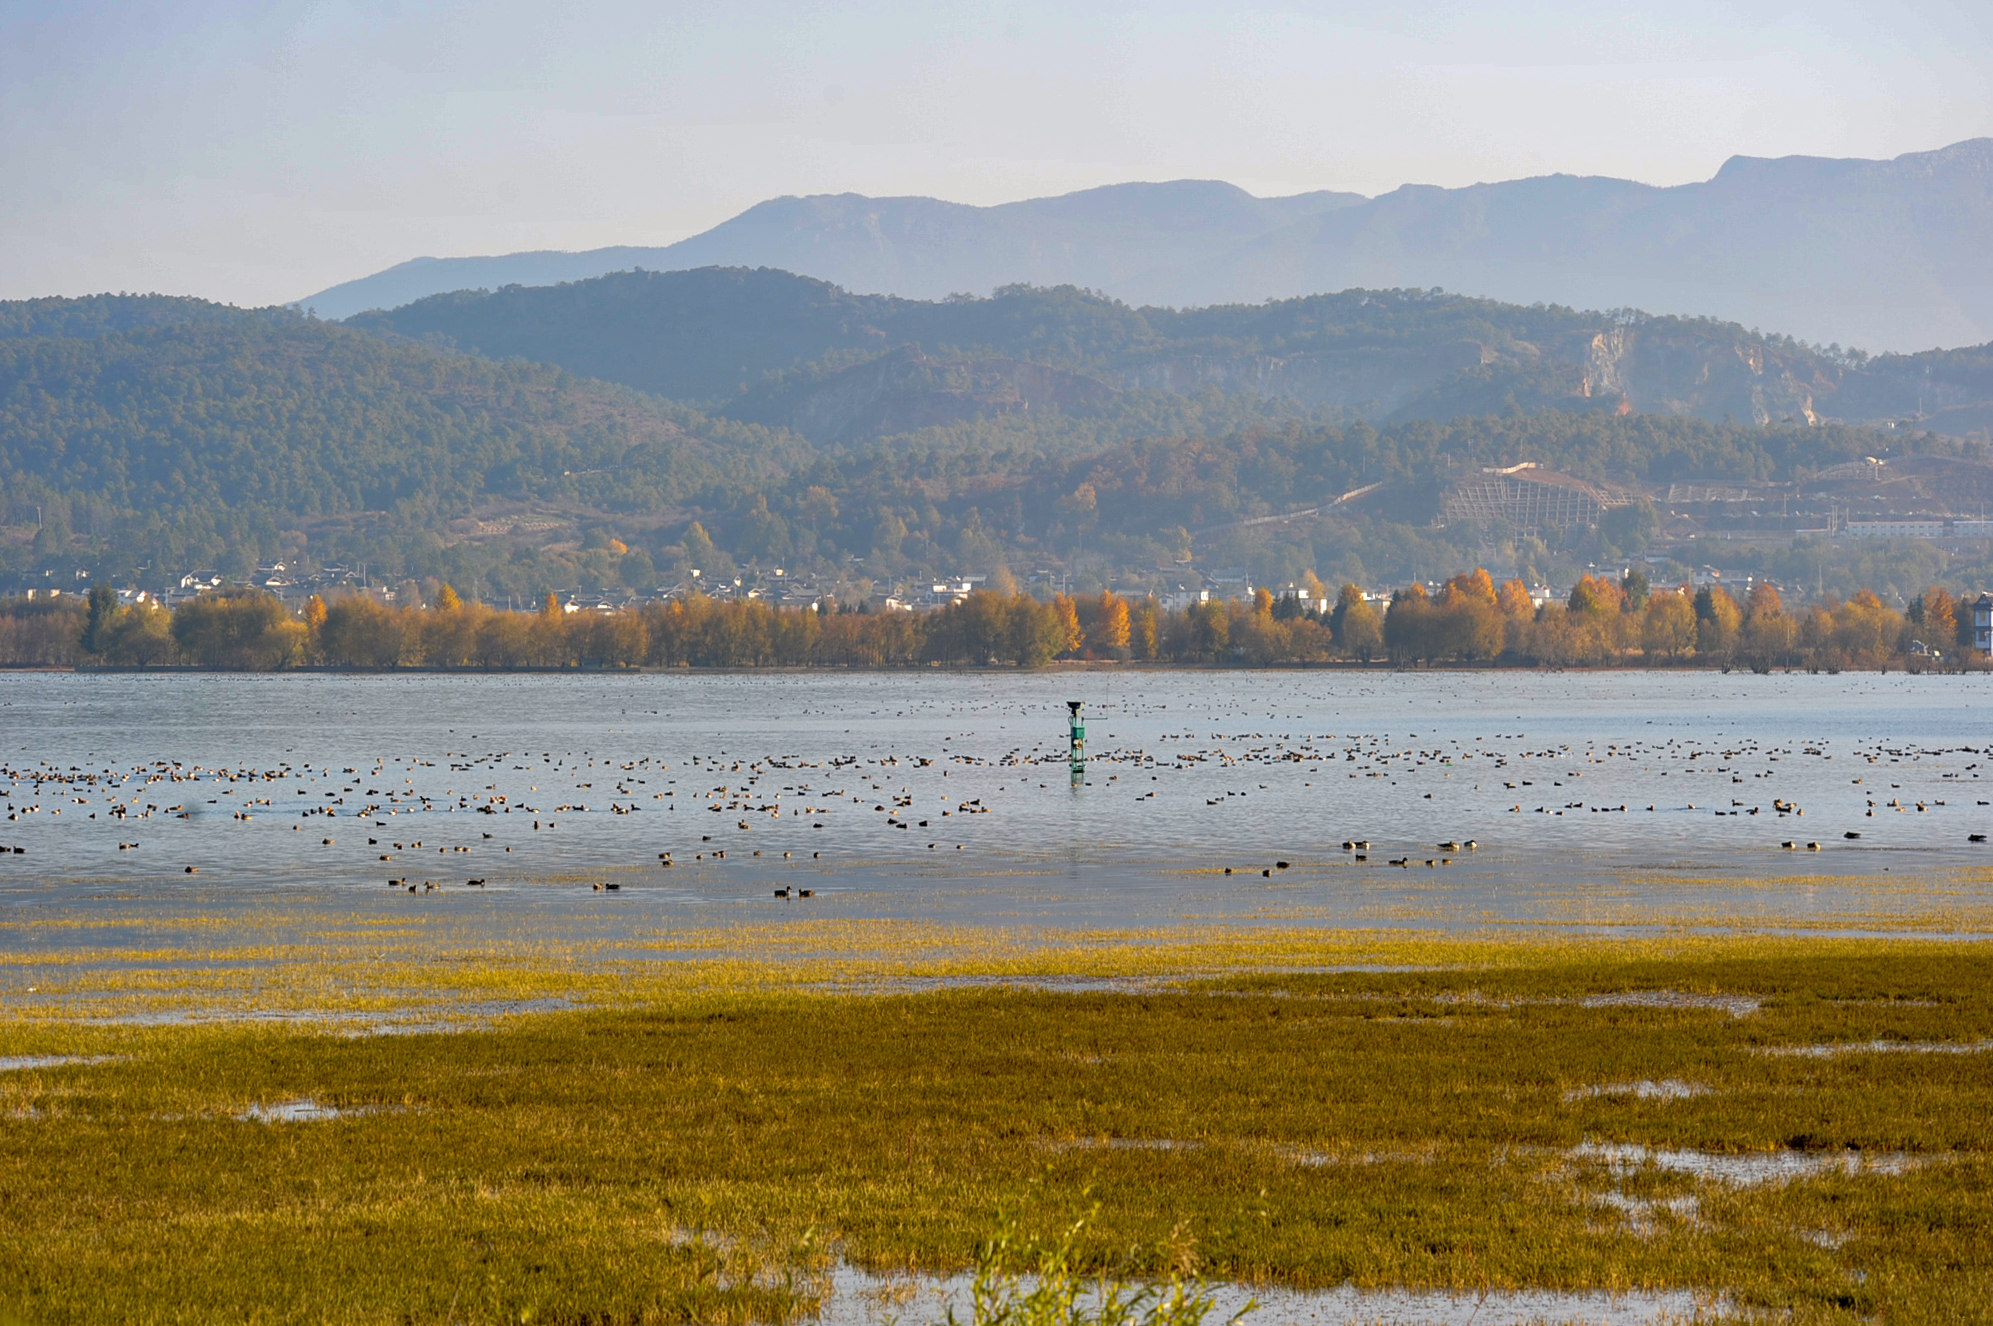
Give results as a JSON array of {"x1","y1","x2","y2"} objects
[
  {"x1": 0, "y1": 306, "x2": 802, "y2": 587},
  {"x1": 0, "y1": 290, "x2": 1975, "y2": 604},
  {"x1": 350, "y1": 268, "x2": 1966, "y2": 436},
  {"x1": 346, "y1": 269, "x2": 1614, "y2": 408},
  {"x1": 758, "y1": 409, "x2": 1942, "y2": 594},
  {"x1": 0, "y1": 293, "x2": 273, "y2": 341}
]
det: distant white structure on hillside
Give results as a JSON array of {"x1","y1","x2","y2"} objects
[{"x1": 1440, "y1": 463, "x2": 1634, "y2": 537}]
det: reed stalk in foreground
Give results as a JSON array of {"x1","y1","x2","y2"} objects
[{"x1": 945, "y1": 1208, "x2": 1251, "y2": 1326}]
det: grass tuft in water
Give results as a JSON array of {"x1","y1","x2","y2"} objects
[{"x1": 946, "y1": 1207, "x2": 1250, "y2": 1326}]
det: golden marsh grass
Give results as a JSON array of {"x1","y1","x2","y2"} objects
[{"x1": 1, "y1": 930, "x2": 1990, "y2": 1322}]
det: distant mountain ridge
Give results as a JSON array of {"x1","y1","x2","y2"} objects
[
  {"x1": 349, "y1": 267, "x2": 1993, "y2": 442},
  {"x1": 299, "y1": 180, "x2": 1365, "y2": 322},
  {"x1": 1180, "y1": 139, "x2": 1993, "y2": 355},
  {"x1": 300, "y1": 140, "x2": 1993, "y2": 351}
]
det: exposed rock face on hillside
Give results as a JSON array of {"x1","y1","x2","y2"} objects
[
  {"x1": 1574, "y1": 327, "x2": 1841, "y2": 426},
  {"x1": 1115, "y1": 324, "x2": 1848, "y2": 427}
]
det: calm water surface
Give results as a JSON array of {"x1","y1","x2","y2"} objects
[{"x1": 3, "y1": 669, "x2": 1990, "y2": 945}]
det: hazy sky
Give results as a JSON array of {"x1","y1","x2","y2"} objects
[{"x1": 4, "y1": 0, "x2": 1989, "y2": 307}]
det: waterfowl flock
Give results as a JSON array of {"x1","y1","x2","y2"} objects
[{"x1": 0, "y1": 674, "x2": 1987, "y2": 921}]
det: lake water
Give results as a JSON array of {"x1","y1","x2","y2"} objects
[{"x1": 3, "y1": 669, "x2": 1992, "y2": 952}]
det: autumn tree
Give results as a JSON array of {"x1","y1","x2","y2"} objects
[
  {"x1": 1131, "y1": 598, "x2": 1159, "y2": 660},
  {"x1": 1384, "y1": 584, "x2": 1438, "y2": 664},
  {"x1": 1188, "y1": 599, "x2": 1230, "y2": 659},
  {"x1": 1051, "y1": 594, "x2": 1085, "y2": 657},
  {"x1": 1567, "y1": 574, "x2": 1623, "y2": 618},
  {"x1": 1434, "y1": 569, "x2": 1503, "y2": 661},
  {"x1": 532, "y1": 592, "x2": 574, "y2": 666},
  {"x1": 320, "y1": 596, "x2": 406, "y2": 668},
  {"x1": 1694, "y1": 586, "x2": 1742, "y2": 659},
  {"x1": 1087, "y1": 591, "x2": 1131, "y2": 656},
  {"x1": 1495, "y1": 579, "x2": 1535, "y2": 654},
  {"x1": 1642, "y1": 591, "x2": 1696, "y2": 660},
  {"x1": 101, "y1": 601, "x2": 174, "y2": 666},
  {"x1": 1332, "y1": 585, "x2": 1382, "y2": 661},
  {"x1": 1443, "y1": 569, "x2": 1497, "y2": 607},
  {"x1": 303, "y1": 594, "x2": 328, "y2": 661},
  {"x1": 1007, "y1": 595, "x2": 1068, "y2": 667},
  {"x1": 171, "y1": 589, "x2": 306, "y2": 670},
  {"x1": 1742, "y1": 584, "x2": 1795, "y2": 671},
  {"x1": 1917, "y1": 588, "x2": 1957, "y2": 650},
  {"x1": 1833, "y1": 590, "x2": 1901, "y2": 668}
]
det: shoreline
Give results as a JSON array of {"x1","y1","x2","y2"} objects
[{"x1": 23, "y1": 659, "x2": 1993, "y2": 675}]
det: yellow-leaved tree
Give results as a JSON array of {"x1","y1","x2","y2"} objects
[
  {"x1": 1087, "y1": 591, "x2": 1131, "y2": 656},
  {"x1": 1051, "y1": 594, "x2": 1085, "y2": 656}
]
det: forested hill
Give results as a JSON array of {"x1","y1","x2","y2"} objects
[
  {"x1": 348, "y1": 268, "x2": 1993, "y2": 439},
  {"x1": 0, "y1": 305, "x2": 803, "y2": 579},
  {"x1": 0, "y1": 293, "x2": 281, "y2": 341},
  {"x1": 0, "y1": 290, "x2": 1965, "y2": 605}
]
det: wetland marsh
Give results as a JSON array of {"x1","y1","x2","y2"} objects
[{"x1": 2, "y1": 671, "x2": 1991, "y2": 1323}]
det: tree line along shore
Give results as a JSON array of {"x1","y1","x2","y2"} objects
[{"x1": 0, "y1": 573, "x2": 1979, "y2": 672}]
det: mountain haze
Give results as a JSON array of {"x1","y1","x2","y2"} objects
[
  {"x1": 301, "y1": 141, "x2": 1993, "y2": 352},
  {"x1": 300, "y1": 180, "x2": 1365, "y2": 321},
  {"x1": 1176, "y1": 139, "x2": 1993, "y2": 355}
]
